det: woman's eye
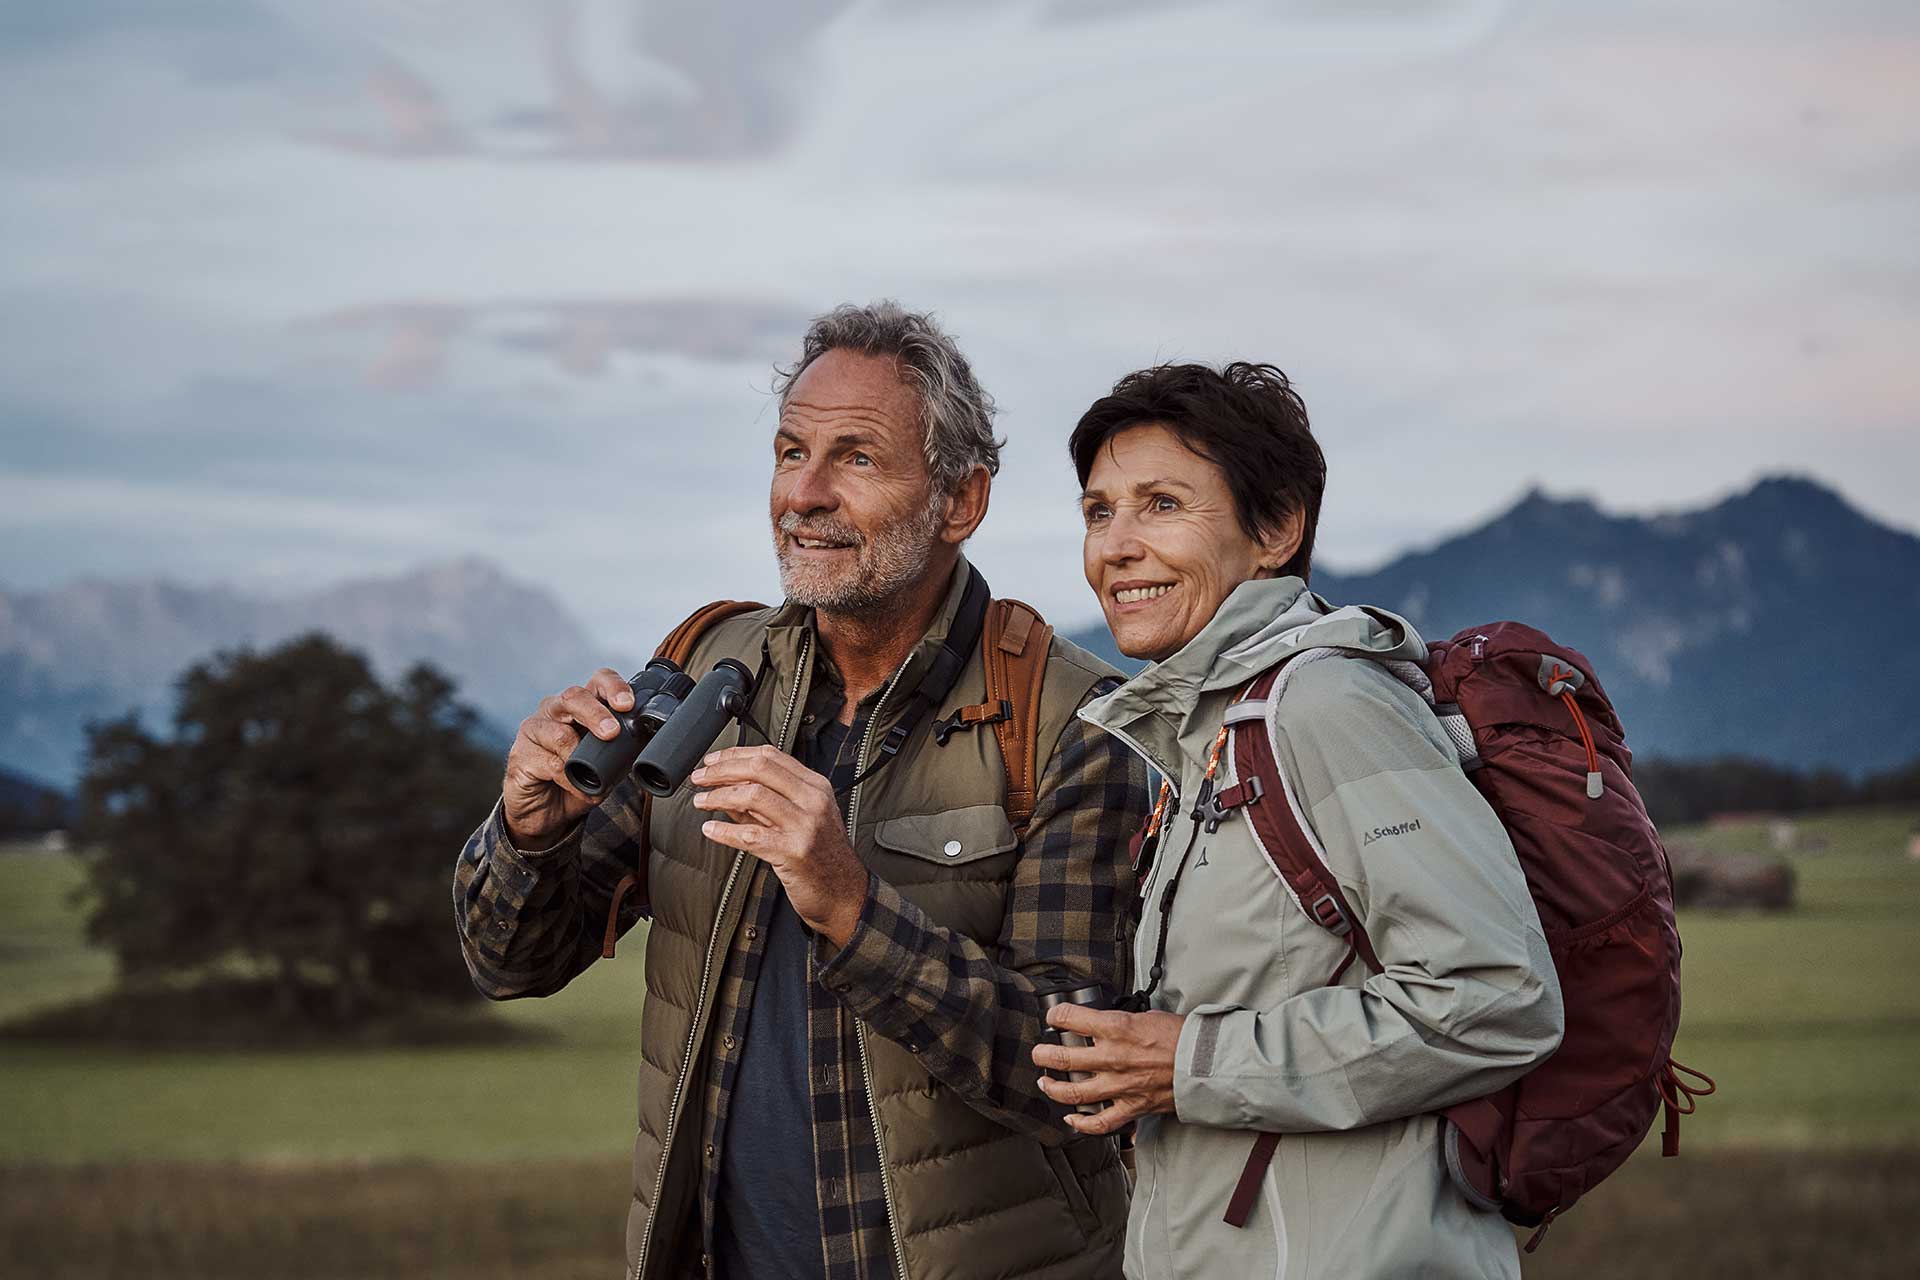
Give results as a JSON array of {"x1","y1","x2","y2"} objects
[
  {"x1": 1150, "y1": 494, "x2": 1179, "y2": 512},
  {"x1": 1083, "y1": 504, "x2": 1111, "y2": 526}
]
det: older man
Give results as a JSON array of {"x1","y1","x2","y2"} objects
[{"x1": 455, "y1": 302, "x2": 1146, "y2": 1280}]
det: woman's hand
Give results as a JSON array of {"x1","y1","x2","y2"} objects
[{"x1": 1031, "y1": 1004, "x2": 1186, "y2": 1135}]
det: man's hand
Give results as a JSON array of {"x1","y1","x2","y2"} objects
[
  {"x1": 691, "y1": 745, "x2": 872, "y2": 946},
  {"x1": 502, "y1": 668, "x2": 633, "y2": 848},
  {"x1": 1031, "y1": 1005, "x2": 1186, "y2": 1135}
]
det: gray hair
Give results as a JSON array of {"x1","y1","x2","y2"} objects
[{"x1": 773, "y1": 301, "x2": 1002, "y2": 495}]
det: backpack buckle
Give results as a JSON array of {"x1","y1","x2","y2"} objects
[
  {"x1": 1309, "y1": 891, "x2": 1352, "y2": 937},
  {"x1": 933, "y1": 699, "x2": 1013, "y2": 746},
  {"x1": 1197, "y1": 776, "x2": 1263, "y2": 833}
]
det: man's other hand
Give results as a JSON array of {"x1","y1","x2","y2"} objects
[
  {"x1": 502, "y1": 668, "x2": 633, "y2": 848},
  {"x1": 691, "y1": 745, "x2": 871, "y2": 946}
]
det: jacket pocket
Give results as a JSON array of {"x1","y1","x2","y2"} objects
[
  {"x1": 1043, "y1": 1143, "x2": 1099, "y2": 1239},
  {"x1": 874, "y1": 805, "x2": 1018, "y2": 866}
]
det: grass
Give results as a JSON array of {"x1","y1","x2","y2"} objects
[
  {"x1": 0, "y1": 1149, "x2": 1912, "y2": 1279},
  {"x1": 2, "y1": 808, "x2": 1916, "y2": 1275},
  {"x1": 0, "y1": 845, "x2": 649, "y2": 1164}
]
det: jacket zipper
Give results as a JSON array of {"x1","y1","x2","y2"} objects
[
  {"x1": 632, "y1": 633, "x2": 812, "y2": 1280},
  {"x1": 1090, "y1": 719, "x2": 1182, "y2": 897},
  {"x1": 849, "y1": 657, "x2": 913, "y2": 1277}
]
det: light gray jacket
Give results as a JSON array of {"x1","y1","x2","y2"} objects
[{"x1": 1080, "y1": 576, "x2": 1564, "y2": 1280}]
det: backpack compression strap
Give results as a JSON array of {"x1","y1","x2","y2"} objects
[{"x1": 601, "y1": 598, "x2": 767, "y2": 958}]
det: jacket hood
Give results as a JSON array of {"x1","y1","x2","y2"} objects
[{"x1": 1078, "y1": 574, "x2": 1426, "y2": 776}]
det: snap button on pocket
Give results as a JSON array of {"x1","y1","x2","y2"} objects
[{"x1": 943, "y1": 840, "x2": 963, "y2": 857}]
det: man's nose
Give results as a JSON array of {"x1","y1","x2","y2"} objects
[{"x1": 782, "y1": 456, "x2": 840, "y2": 515}]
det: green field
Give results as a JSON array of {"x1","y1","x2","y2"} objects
[{"x1": 3, "y1": 808, "x2": 1918, "y2": 1276}]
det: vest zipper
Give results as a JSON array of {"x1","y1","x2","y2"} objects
[
  {"x1": 848, "y1": 656, "x2": 913, "y2": 1277},
  {"x1": 632, "y1": 632, "x2": 812, "y2": 1280}
]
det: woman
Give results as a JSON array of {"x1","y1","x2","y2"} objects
[{"x1": 1031, "y1": 362, "x2": 1563, "y2": 1279}]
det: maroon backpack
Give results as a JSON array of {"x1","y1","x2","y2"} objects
[{"x1": 1209, "y1": 621, "x2": 1714, "y2": 1248}]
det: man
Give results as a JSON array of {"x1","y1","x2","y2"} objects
[{"x1": 455, "y1": 302, "x2": 1146, "y2": 1280}]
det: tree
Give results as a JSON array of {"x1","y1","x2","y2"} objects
[{"x1": 75, "y1": 634, "x2": 500, "y2": 1023}]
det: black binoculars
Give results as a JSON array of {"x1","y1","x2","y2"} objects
[
  {"x1": 563, "y1": 657, "x2": 757, "y2": 799},
  {"x1": 1038, "y1": 981, "x2": 1109, "y2": 1115}
]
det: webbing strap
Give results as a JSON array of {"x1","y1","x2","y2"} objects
[
  {"x1": 1223, "y1": 1130, "x2": 1280, "y2": 1227},
  {"x1": 1232, "y1": 665, "x2": 1382, "y2": 974},
  {"x1": 601, "y1": 598, "x2": 766, "y2": 957}
]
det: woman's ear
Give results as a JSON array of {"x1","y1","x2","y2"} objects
[{"x1": 1259, "y1": 508, "x2": 1305, "y2": 575}]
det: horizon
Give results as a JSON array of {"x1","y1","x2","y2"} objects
[{"x1": 2, "y1": 468, "x2": 1902, "y2": 647}]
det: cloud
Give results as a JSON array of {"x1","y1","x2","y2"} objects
[{"x1": 0, "y1": 0, "x2": 1915, "y2": 650}]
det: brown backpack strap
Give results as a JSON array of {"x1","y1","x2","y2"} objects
[
  {"x1": 984, "y1": 598, "x2": 1053, "y2": 835},
  {"x1": 601, "y1": 599, "x2": 766, "y2": 957}
]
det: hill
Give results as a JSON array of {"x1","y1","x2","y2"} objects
[
  {"x1": 1067, "y1": 475, "x2": 1920, "y2": 772},
  {"x1": 0, "y1": 559, "x2": 630, "y2": 787}
]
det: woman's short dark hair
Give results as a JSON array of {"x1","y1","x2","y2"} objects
[{"x1": 1069, "y1": 361, "x2": 1326, "y2": 581}]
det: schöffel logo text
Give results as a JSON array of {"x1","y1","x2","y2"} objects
[{"x1": 1362, "y1": 819, "x2": 1422, "y2": 846}]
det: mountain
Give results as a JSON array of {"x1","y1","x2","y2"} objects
[
  {"x1": 0, "y1": 764, "x2": 70, "y2": 836},
  {"x1": 0, "y1": 559, "x2": 634, "y2": 789},
  {"x1": 1066, "y1": 476, "x2": 1920, "y2": 774}
]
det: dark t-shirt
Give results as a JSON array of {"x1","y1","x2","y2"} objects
[{"x1": 713, "y1": 676, "x2": 876, "y2": 1280}]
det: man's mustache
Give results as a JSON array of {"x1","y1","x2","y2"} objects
[{"x1": 777, "y1": 513, "x2": 864, "y2": 547}]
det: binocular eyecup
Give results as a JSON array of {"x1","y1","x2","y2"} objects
[
  {"x1": 562, "y1": 658, "x2": 756, "y2": 799},
  {"x1": 634, "y1": 659, "x2": 755, "y2": 797}
]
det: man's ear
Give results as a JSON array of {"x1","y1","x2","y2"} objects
[
  {"x1": 1259, "y1": 508, "x2": 1305, "y2": 574},
  {"x1": 938, "y1": 466, "x2": 991, "y2": 545}
]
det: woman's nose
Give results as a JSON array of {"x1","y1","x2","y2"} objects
[{"x1": 1099, "y1": 508, "x2": 1147, "y2": 564}]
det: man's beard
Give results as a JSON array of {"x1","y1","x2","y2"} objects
[{"x1": 775, "y1": 498, "x2": 944, "y2": 615}]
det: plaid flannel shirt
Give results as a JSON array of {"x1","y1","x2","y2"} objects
[{"x1": 456, "y1": 659, "x2": 1145, "y2": 1280}]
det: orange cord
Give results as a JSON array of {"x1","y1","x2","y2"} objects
[{"x1": 1143, "y1": 726, "x2": 1231, "y2": 840}]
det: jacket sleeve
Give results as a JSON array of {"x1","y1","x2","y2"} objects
[
  {"x1": 1172, "y1": 659, "x2": 1565, "y2": 1134},
  {"x1": 452, "y1": 784, "x2": 650, "y2": 1000},
  {"x1": 815, "y1": 698, "x2": 1148, "y2": 1145}
]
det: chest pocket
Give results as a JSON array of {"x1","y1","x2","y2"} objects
[{"x1": 869, "y1": 804, "x2": 1021, "y2": 941}]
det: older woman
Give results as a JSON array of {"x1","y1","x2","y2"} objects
[{"x1": 1031, "y1": 362, "x2": 1563, "y2": 1279}]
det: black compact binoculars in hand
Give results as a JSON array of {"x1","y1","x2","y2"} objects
[
  {"x1": 564, "y1": 657, "x2": 756, "y2": 798},
  {"x1": 1038, "y1": 981, "x2": 1109, "y2": 1116}
]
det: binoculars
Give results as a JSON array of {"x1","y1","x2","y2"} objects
[
  {"x1": 1038, "y1": 981, "x2": 1109, "y2": 1115},
  {"x1": 564, "y1": 657, "x2": 756, "y2": 799}
]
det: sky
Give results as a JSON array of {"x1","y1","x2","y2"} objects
[{"x1": 1, "y1": 0, "x2": 1915, "y2": 648}]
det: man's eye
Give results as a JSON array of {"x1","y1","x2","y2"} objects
[
  {"x1": 850, "y1": 452, "x2": 873, "y2": 467},
  {"x1": 778, "y1": 446, "x2": 804, "y2": 463}
]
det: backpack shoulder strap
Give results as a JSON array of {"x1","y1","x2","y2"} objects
[
  {"x1": 1220, "y1": 656, "x2": 1381, "y2": 1229},
  {"x1": 1228, "y1": 661, "x2": 1383, "y2": 977},
  {"x1": 983, "y1": 598, "x2": 1053, "y2": 836},
  {"x1": 601, "y1": 599, "x2": 766, "y2": 958},
  {"x1": 658, "y1": 599, "x2": 767, "y2": 665}
]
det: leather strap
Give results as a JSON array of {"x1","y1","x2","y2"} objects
[
  {"x1": 601, "y1": 598, "x2": 765, "y2": 957},
  {"x1": 982, "y1": 598, "x2": 1053, "y2": 836}
]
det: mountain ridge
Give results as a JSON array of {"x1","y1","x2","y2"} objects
[{"x1": 1063, "y1": 473, "x2": 1920, "y2": 773}]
